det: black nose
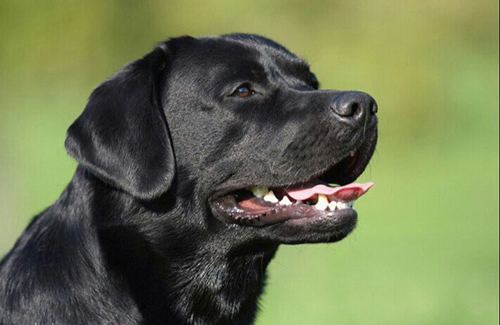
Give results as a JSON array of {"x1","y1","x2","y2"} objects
[{"x1": 330, "y1": 91, "x2": 377, "y2": 126}]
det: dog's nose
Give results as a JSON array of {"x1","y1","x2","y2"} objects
[{"x1": 330, "y1": 91, "x2": 377, "y2": 127}]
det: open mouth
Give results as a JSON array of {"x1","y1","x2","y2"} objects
[{"x1": 210, "y1": 145, "x2": 375, "y2": 227}]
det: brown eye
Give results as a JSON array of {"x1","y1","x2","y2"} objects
[{"x1": 232, "y1": 84, "x2": 254, "y2": 98}]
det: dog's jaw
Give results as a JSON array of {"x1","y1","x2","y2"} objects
[{"x1": 86, "y1": 167, "x2": 280, "y2": 324}]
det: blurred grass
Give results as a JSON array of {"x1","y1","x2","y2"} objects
[{"x1": 0, "y1": 0, "x2": 498, "y2": 324}]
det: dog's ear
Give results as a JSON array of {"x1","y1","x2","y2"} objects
[{"x1": 65, "y1": 43, "x2": 175, "y2": 200}]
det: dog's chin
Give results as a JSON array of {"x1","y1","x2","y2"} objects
[
  {"x1": 209, "y1": 136, "x2": 376, "y2": 244},
  {"x1": 259, "y1": 209, "x2": 358, "y2": 245}
]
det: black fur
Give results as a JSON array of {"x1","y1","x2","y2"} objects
[{"x1": 0, "y1": 34, "x2": 378, "y2": 324}]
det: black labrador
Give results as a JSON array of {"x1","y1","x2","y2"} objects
[{"x1": 0, "y1": 34, "x2": 378, "y2": 324}]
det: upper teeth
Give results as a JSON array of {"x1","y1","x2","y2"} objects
[{"x1": 251, "y1": 186, "x2": 269, "y2": 198}]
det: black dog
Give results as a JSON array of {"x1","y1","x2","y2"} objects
[{"x1": 0, "y1": 34, "x2": 377, "y2": 324}]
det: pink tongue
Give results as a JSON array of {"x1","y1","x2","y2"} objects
[{"x1": 286, "y1": 182, "x2": 374, "y2": 201}]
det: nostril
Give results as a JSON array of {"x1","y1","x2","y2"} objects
[
  {"x1": 349, "y1": 102, "x2": 360, "y2": 117},
  {"x1": 331, "y1": 100, "x2": 361, "y2": 117},
  {"x1": 370, "y1": 101, "x2": 378, "y2": 115}
]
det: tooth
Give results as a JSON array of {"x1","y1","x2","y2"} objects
[
  {"x1": 328, "y1": 200, "x2": 337, "y2": 211},
  {"x1": 250, "y1": 186, "x2": 269, "y2": 198},
  {"x1": 350, "y1": 150, "x2": 356, "y2": 157},
  {"x1": 314, "y1": 194, "x2": 328, "y2": 211},
  {"x1": 296, "y1": 200, "x2": 302, "y2": 205},
  {"x1": 263, "y1": 190, "x2": 279, "y2": 203},
  {"x1": 347, "y1": 201, "x2": 354, "y2": 208},
  {"x1": 338, "y1": 202, "x2": 348, "y2": 209},
  {"x1": 279, "y1": 196, "x2": 293, "y2": 206}
]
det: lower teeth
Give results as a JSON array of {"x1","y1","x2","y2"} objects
[
  {"x1": 254, "y1": 186, "x2": 355, "y2": 211},
  {"x1": 315, "y1": 196, "x2": 354, "y2": 211}
]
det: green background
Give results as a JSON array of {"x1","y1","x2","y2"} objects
[{"x1": 0, "y1": 1, "x2": 498, "y2": 324}]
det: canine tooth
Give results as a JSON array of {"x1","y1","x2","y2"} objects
[
  {"x1": 250, "y1": 186, "x2": 269, "y2": 198},
  {"x1": 328, "y1": 200, "x2": 337, "y2": 211},
  {"x1": 279, "y1": 196, "x2": 293, "y2": 206},
  {"x1": 263, "y1": 190, "x2": 279, "y2": 203},
  {"x1": 347, "y1": 201, "x2": 354, "y2": 208},
  {"x1": 314, "y1": 194, "x2": 328, "y2": 211}
]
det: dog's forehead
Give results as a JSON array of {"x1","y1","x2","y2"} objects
[{"x1": 172, "y1": 35, "x2": 311, "y2": 81}]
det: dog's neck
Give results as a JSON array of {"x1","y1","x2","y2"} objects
[{"x1": 68, "y1": 168, "x2": 279, "y2": 324}]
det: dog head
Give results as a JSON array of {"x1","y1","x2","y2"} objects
[{"x1": 65, "y1": 34, "x2": 378, "y2": 245}]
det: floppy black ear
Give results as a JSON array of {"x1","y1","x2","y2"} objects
[{"x1": 65, "y1": 44, "x2": 175, "y2": 200}]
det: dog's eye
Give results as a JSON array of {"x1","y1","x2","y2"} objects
[{"x1": 231, "y1": 84, "x2": 255, "y2": 98}]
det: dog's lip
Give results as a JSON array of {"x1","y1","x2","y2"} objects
[
  {"x1": 210, "y1": 157, "x2": 352, "y2": 199},
  {"x1": 210, "y1": 138, "x2": 374, "y2": 200},
  {"x1": 210, "y1": 193, "x2": 359, "y2": 227}
]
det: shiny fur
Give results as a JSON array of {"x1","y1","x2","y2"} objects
[{"x1": 0, "y1": 34, "x2": 377, "y2": 324}]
